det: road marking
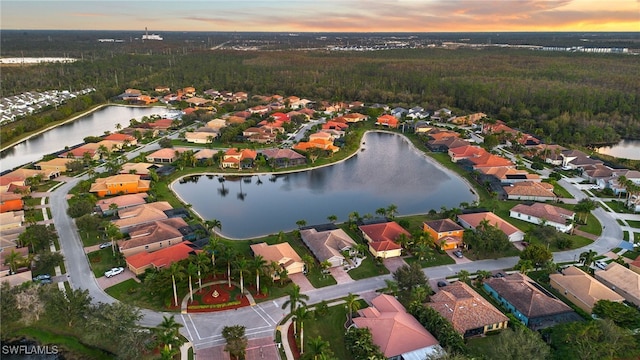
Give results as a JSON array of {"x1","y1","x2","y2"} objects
[
  {"x1": 272, "y1": 300, "x2": 278, "y2": 308},
  {"x1": 180, "y1": 314, "x2": 195, "y2": 342},
  {"x1": 188, "y1": 313, "x2": 203, "y2": 340},
  {"x1": 256, "y1": 304, "x2": 277, "y2": 325},
  {"x1": 252, "y1": 305, "x2": 273, "y2": 326}
]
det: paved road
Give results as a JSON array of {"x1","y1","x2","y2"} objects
[{"x1": 48, "y1": 139, "x2": 628, "y2": 351}]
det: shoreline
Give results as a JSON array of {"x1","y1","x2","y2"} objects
[{"x1": 170, "y1": 130, "x2": 479, "y2": 240}]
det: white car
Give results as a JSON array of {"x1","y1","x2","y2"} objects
[
  {"x1": 594, "y1": 260, "x2": 608, "y2": 270},
  {"x1": 104, "y1": 267, "x2": 124, "y2": 278}
]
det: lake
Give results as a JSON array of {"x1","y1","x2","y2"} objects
[
  {"x1": 1, "y1": 105, "x2": 174, "y2": 172},
  {"x1": 172, "y1": 132, "x2": 477, "y2": 239},
  {"x1": 596, "y1": 139, "x2": 640, "y2": 161}
]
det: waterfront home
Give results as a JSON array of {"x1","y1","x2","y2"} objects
[
  {"x1": 194, "y1": 149, "x2": 218, "y2": 163},
  {"x1": 35, "y1": 158, "x2": 76, "y2": 173},
  {"x1": 448, "y1": 145, "x2": 488, "y2": 163},
  {"x1": 59, "y1": 144, "x2": 100, "y2": 160},
  {"x1": 427, "y1": 281, "x2": 509, "y2": 338},
  {"x1": 561, "y1": 149, "x2": 603, "y2": 170},
  {"x1": 375, "y1": 114, "x2": 399, "y2": 128},
  {"x1": 0, "y1": 193, "x2": 23, "y2": 213},
  {"x1": 423, "y1": 218, "x2": 464, "y2": 250},
  {"x1": 504, "y1": 181, "x2": 556, "y2": 202},
  {"x1": 595, "y1": 262, "x2": 640, "y2": 307},
  {"x1": 147, "y1": 119, "x2": 174, "y2": 131},
  {"x1": 89, "y1": 174, "x2": 150, "y2": 197},
  {"x1": 118, "y1": 217, "x2": 188, "y2": 257},
  {"x1": 0, "y1": 176, "x2": 25, "y2": 193},
  {"x1": 95, "y1": 193, "x2": 148, "y2": 216},
  {"x1": 457, "y1": 212, "x2": 524, "y2": 242},
  {"x1": 221, "y1": 148, "x2": 257, "y2": 169},
  {"x1": 146, "y1": 148, "x2": 181, "y2": 163},
  {"x1": 483, "y1": 273, "x2": 580, "y2": 329},
  {"x1": 549, "y1": 266, "x2": 624, "y2": 313},
  {"x1": 119, "y1": 163, "x2": 159, "y2": 179},
  {"x1": 479, "y1": 167, "x2": 541, "y2": 184},
  {"x1": 112, "y1": 201, "x2": 173, "y2": 233},
  {"x1": 353, "y1": 294, "x2": 443, "y2": 359},
  {"x1": 358, "y1": 221, "x2": 408, "y2": 259},
  {"x1": 468, "y1": 153, "x2": 514, "y2": 170},
  {"x1": 126, "y1": 241, "x2": 198, "y2": 275},
  {"x1": 509, "y1": 203, "x2": 575, "y2": 233},
  {"x1": 260, "y1": 149, "x2": 307, "y2": 168},
  {"x1": 300, "y1": 225, "x2": 356, "y2": 268},
  {"x1": 103, "y1": 133, "x2": 137, "y2": 146},
  {"x1": 250, "y1": 242, "x2": 304, "y2": 277},
  {"x1": 426, "y1": 137, "x2": 469, "y2": 153},
  {"x1": 293, "y1": 133, "x2": 340, "y2": 153}
]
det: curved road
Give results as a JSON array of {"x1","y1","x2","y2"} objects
[{"x1": 49, "y1": 159, "x2": 624, "y2": 351}]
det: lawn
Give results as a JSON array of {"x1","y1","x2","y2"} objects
[
  {"x1": 467, "y1": 333, "x2": 501, "y2": 359},
  {"x1": 348, "y1": 256, "x2": 389, "y2": 280},
  {"x1": 628, "y1": 220, "x2": 640, "y2": 229},
  {"x1": 306, "y1": 267, "x2": 337, "y2": 288},
  {"x1": 622, "y1": 249, "x2": 640, "y2": 260},
  {"x1": 543, "y1": 179, "x2": 573, "y2": 199},
  {"x1": 87, "y1": 248, "x2": 125, "y2": 278},
  {"x1": 604, "y1": 200, "x2": 633, "y2": 213},
  {"x1": 15, "y1": 326, "x2": 114, "y2": 360},
  {"x1": 24, "y1": 197, "x2": 42, "y2": 207},
  {"x1": 575, "y1": 213, "x2": 601, "y2": 236},
  {"x1": 80, "y1": 228, "x2": 104, "y2": 247},
  {"x1": 106, "y1": 278, "x2": 180, "y2": 311},
  {"x1": 404, "y1": 252, "x2": 456, "y2": 268}
]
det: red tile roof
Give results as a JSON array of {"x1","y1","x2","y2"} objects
[
  {"x1": 457, "y1": 212, "x2": 522, "y2": 237},
  {"x1": 126, "y1": 241, "x2": 196, "y2": 270}
]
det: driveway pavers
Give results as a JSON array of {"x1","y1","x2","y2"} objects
[
  {"x1": 383, "y1": 257, "x2": 407, "y2": 273},
  {"x1": 288, "y1": 273, "x2": 314, "y2": 292}
]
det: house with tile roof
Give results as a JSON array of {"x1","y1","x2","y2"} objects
[
  {"x1": 468, "y1": 153, "x2": 514, "y2": 170},
  {"x1": 510, "y1": 203, "x2": 575, "y2": 233},
  {"x1": 119, "y1": 163, "x2": 159, "y2": 179},
  {"x1": 479, "y1": 167, "x2": 541, "y2": 184},
  {"x1": 0, "y1": 177, "x2": 25, "y2": 193},
  {"x1": 561, "y1": 149, "x2": 603, "y2": 170},
  {"x1": 582, "y1": 164, "x2": 614, "y2": 183},
  {"x1": 343, "y1": 112, "x2": 368, "y2": 122},
  {"x1": 118, "y1": 217, "x2": 188, "y2": 257},
  {"x1": 483, "y1": 273, "x2": 580, "y2": 329},
  {"x1": 0, "y1": 211, "x2": 23, "y2": 231},
  {"x1": 300, "y1": 226, "x2": 356, "y2": 268},
  {"x1": 103, "y1": 133, "x2": 137, "y2": 146},
  {"x1": 261, "y1": 149, "x2": 307, "y2": 168},
  {"x1": 595, "y1": 262, "x2": 640, "y2": 307},
  {"x1": 185, "y1": 131, "x2": 218, "y2": 144},
  {"x1": 450, "y1": 113, "x2": 486, "y2": 126},
  {"x1": 3, "y1": 168, "x2": 58, "y2": 182},
  {"x1": 427, "y1": 137, "x2": 469, "y2": 153},
  {"x1": 194, "y1": 149, "x2": 218, "y2": 163},
  {"x1": 448, "y1": 145, "x2": 488, "y2": 163},
  {"x1": 205, "y1": 118, "x2": 228, "y2": 130},
  {"x1": 504, "y1": 181, "x2": 556, "y2": 202},
  {"x1": 629, "y1": 255, "x2": 640, "y2": 275},
  {"x1": 250, "y1": 242, "x2": 305, "y2": 277},
  {"x1": 59, "y1": 144, "x2": 100, "y2": 160},
  {"x1": 428, "y1": 281, "x2": 509, "y2": 338},
  {"x1": 95, "y1": 193, "x2": 148, "y2": 216},
  {"x1": 35, "y1": 158, "x2": 77, "y2": 173},
  {"x1": 126, "y1": 241, "x2": 197, "y2": 275},
  {"x1": 353, "y1": 294, "x2": 443, "y2": 359},
  {"x1": 293, "y1": 136, "x2": 339, "y2": 153},
  {"x1": 457, "y1": 212, "x2": 524, "y2": 242},
  {"x1": 146, "y1": 119, "x2": 174, "y2": 131},
  {"x1": 429, "y1": 130, "x2": 460, "y2": 142},
  {"x1": 358, "y1": 221, "x2": 408, "y2": 259},
  {"x1": 112, "y1": 201, "x2": 173, "y2": 233},
  {"x1": 146, "y1": 148, "x2": 180, "y2": 163},
  {"x1": 0, "y1": 193, "x2": 23, "y2": 213},
  {"x1": 221, "y1": 148, "x2": 257, "y2": 169},
  {"x1": 423, "y1": 218, "x2": 465, "y2": 250},
  {"x1": 89, "y1": 174, "x2": 151, "y2": 198},
  {"x1": 550, "y1": 266, "x2": 624, "y2": 313},
  {"x1": 375, "y1": 114, "x2": 399, "y2": 128}
]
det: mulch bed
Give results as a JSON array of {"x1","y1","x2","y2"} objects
[
  {"x1": 186, "y1": 283, "x2": 251, "y2": 313},
  {"x1": 287, "y1": 321, "x2": 301, "y2": 359}
]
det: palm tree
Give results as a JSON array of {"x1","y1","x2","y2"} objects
[
  {"x1": 4, "y1": 249, "x2": 24, "y2": 273},
  {"x1": 386, "y1": 204, "x2": 398, "y2": 219},
  {"x1": 294, "y1": 306, "x2": 312, "y2": 354},
  {"x1": 413, "y1": 243, "x2": 432, "y2": 261},
  {"x1": 379, "y1": 279, "x2": 399, "y2": 296},
  {"x1": 296, "y1": 219, "x2": 307, "y2": 228},
  {"x1": 302, "y1": 254, "x2": 315, "y2": 273},
  {"x1": 251, "y1": 255, "x2": 268, "y2": 293},
  {"x1": 344, "y1": 293, "x2": 361, "y2": 324},
  {"x1": 305, "y1": 336, "x2": 331, "y2": 360},
  {"x1": 186, "y1": 262, "x2": 198, "y2": 303},
  {"x1": 234, "y1": 257, "x2": 250, "y2": 297},
  {"x1": 222, "y1": 247, "x2": 236, "y2": 288},
  {"x1": 580, "y1": 250, "x2": 598, "y2": 268},
  {"x1": 168, "y1": 262, "x2": 185, "y2": 307},
  {"x1": 205, "y1": 219, "x2": 222, "y2": 239},
  {"x1": 515, "y1": 259, "x2": 534, "y2": 274},
  {"x1": 375, "y1": 207, "x2": 387, "y2": 217},
  {"x1": 457, "y1": 270, "x2": 471, "y2": 283},
  {"x1": 155, "y1": 315, "x2": 184, "y2": 352},
  {"x1": 103, "y1": 222, "x2": 121, "y2": 256},
  {"x1": 193, "y1": 251, "x2": 210, "y2": 289},
  {"x1": 320, "y1": 260, "x2": 331, "y2": 276},
  {"x1": 282, "y1": 284, "x2": 309, "y2": 315},
  {"x1": 575, "y1": 198, "x2": 598, "y2": 224},
  {"x1": 205, "y1": 236, "x2": 220, "y2": 269},
  {"x1": 327, "y1": 214, "x2": 337, "y2": 223}
]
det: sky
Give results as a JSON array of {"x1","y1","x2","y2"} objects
[{"x1": 1, "y1": 0, "x2": 639, "y2": 32}]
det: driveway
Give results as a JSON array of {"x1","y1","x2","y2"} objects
[
  {"x1": 95, "y1": 269, "x2": 136, "y2": 289},
  {"x1": 288, "y1": 273, "x2": 314, "y2": 292},
  {"x1": 383, "y1": 257, "x2": 407, "y2": 273},
  {"x1": 328, "y1": 266, "x2": 354, "y2": 285},
  {"x1": 446, "y1": 250, "x2": 473, "y2": 264}
]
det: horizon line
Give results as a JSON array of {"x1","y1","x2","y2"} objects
[{"x1": 2, "y1": 29, "x2": 639, "y2": 34}]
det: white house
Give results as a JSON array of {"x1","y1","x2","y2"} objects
[{"x1": 509, "y1": 203, "x2": 575, "y2": 233}]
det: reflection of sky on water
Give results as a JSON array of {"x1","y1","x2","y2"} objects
[
  {"x1": 596, "y1": 140, "x2": 640, "y2": 161},
  {"x1": 173, "y1": 132, "x2": 475, "y2": 238}
]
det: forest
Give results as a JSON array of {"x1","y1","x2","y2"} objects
[{"x1": 1, "y1": 36, "x2": 638, "y2": 147}]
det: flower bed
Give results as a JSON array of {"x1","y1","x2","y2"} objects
[{"x1": 186, "y1": 284, "x2": 250, "y2": 313}]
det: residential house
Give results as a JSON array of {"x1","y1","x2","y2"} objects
[
  {"x1": 629, "y1": 255, "x2": 640, "y2": 275},
  {"x1": 194, "y1": 149, "x2": 218, "y2": 164},
  {"x1": 147, "y1": 119, "x2": 174, "y2": 131},
  {"x1": 185, "y1": 131, "x2": 218, "y2": 144},
  {"x1": 103, "y1": 133, "x2": 137, "y2": 146},
  {"x1": 4, "y1": 168, "x2": 58, "y2": 182},
  {"x1": 536, "y1": 144, "x2": 566, "y2": 166},
  {"x1": 549, "y1": 266, "x2": 624, "y2": 313},
  {"x1": 95, "y1": 193, "x2": 148, "y2": 216},
  {"x1": 504, "y1": 181, "x2": 556, "y2": 202},
  {"x1": 118, "y1": 217, "x2": 188, "y2": 257},
  {"x1": 112, "y1": 201, "x2": 173, "y2": 233},
  {"x1": 119, "y1": 163, "x2": 159, "y2": 179},
  {"x1": 126, "y1": 241, "x2": 197, "y2": 275},
  {"x1": 429, "y1": 130, "x2": 460, "y2": 142},
  {"x1": 155, "y1": 86, "x2": 170, "y2": 93},
  {"x1": 343, "y1": 113, "x2": 368, "y2": 123},
  {"x1": 221, "y1": 148, "x2": 257, "y2": 169},
  {"x1": 468, "y1": 153, "x2": 514, "y2": 170},
  {"x1": 479, "y1": 167, "x2": 541, "y2": 184},
  {"x1": 483, "y1": 273, "x2": 581, "y2": 329},
  {"x1": 628, "y1": 194, "x2": 640, "y2": 213},
  {"x1": 261, "y1": 149, "x2": 307, "y2": 168},
  {"x1": 59, "y1": 144, "x2": 100, "y2": 160},
  {"x1": 89, "y1": 174, "x2": 151, "y2": 197},
  {"x1": 375, "y1": 114, "x2": 399, "y2": 128},
  {"x1": 353, "y1": 294, "x2": 443, "y2": 360},
  {"x1": 0, "y1": 177, "x2": 25, "y2": 193},
  {"x1": 423, "y1": 218, "x2": 464, "y2": 250},
  {"x1": 448, "y1": 145, "x2": 488, "y2": 163},
  {"x1": 185, "y1": 97, "x2": 211, "y2": 107},
  {"x1": 0, "y1": 211, "x2": 23, "y2": 231},
  {"x1": 206, "y1": 118, "x2": 228, "y2": 131},
  {"x1": 145, "y1": 148, "x2": 189, "y2": 164},
  {"x1": 299, "y1": 226, "x2": 356, "y2": 268},
  {"x1": 0, "y1": 246, "x2": 32, "y2": 287},
  {"x1": 35, "y1": 158, "x2": 76, "y2": 173},
  {"x1": 457, "y1": 212, "x2": 524, "y2": 242},
  {"x1": 250, "y1": 242, "x2": 305, "y2": 277},
  {"x1": 391, "y1": 107, "x2": 408, "y2": 118},
  {"x1": 450, "y1": 113, "x2": 486, "y2": 126},
  {"x1": 595, "y1": 262, "x2": 640, "y2": 307},
  {"x1": 510, "y1": 203, "x2": 575, "y2": 233},
  {"x1": 561, "y1": 150, "x2": 603, "y2": 170},
  {"x1": 0, "y1": 193, "x2": 23, "y2": 213},
  {"x1": 249, "y1": 105, "x2": 270, "y2": 115},
  {"x1": 243, "y1": 127, "x2": 277, "y2": 144},
  {"x1": 358, "y1": 221, "x2": 408, "y2": 259},
  {"x1": 293, "y1": 132, "x2": 340, "y2": 153},
  {"x1": 427, "y1": 281, "x2": 509, "y2": 337},
  {"x1": 582, "y1": 164, "x2": 614, "y2": 183},
  {"x1": 605, "y1": 169, "x2": 640, "y2": 195}
]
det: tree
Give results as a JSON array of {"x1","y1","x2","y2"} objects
[
  {"x1": 548, "y1": 319, "x2": 640, "y2": 360},
  {"x1": 375, "y1": 207, "x2": 387, "y2": 217},
  {"x1": 519, "y1": 243, "x2": 552, "y2": 267},
  {"x1": 18, "y1": 224, "x2": 57, "y2": 252},
  {"x1": 154, "y1": 315, "x2": 184, "y2": 353},
  {"x1": 294, "y1": 306, "x2": 313, "y2": 354},
  {"x1": 41, "y1": 287, "x2": 92, "y2": 328},
  {"x1": 593, "y1": 300, "x2": 640, "y2": 329},
  {"x1": 344, "y1": 293, "x2": 361, "y2": 324},
  {"x1": 378, "y1": 279, "x2": 399, "y2": 296},
  {"x1": 575, "y1": 198, "x2": 598, "y2": 224},
  {"x1": 457, "y1": 270, "x2": 470, "y2": 283},
  {"x1": 490, "y1": 327, "x2": 550, "y2": 360},
  {"x1": 282, "y1": 284, "x2": 310, "y2": 317},
  {"x1": 296, "y1": 219, "x2": 307, "y2": 228},
  {"x1": 205, "y1": 218, "x2": 222, "y2": 240},
  {"x1": 168, "y1": 262, "x2": 184, "y2": 307},
  {"x1": 515, "y1": 259, "x2": 534, "y2": 274},
  {"x1": 222, "y1": 325, "x2": 248, "y2": 360},
  {"x1": 4, "y1": 249, "x2": 24, "y2": 273},
  {"x1": 222, "y1": 247, "x2": 237, "y2": 288},
  {"x1": 185, "y1": 262, "x2": 198, "y2": 303},
  {"x1": 302, "y1": 254, "x2": 315, "y2": 273},
  {"x1": 251, "y1": 255, "x2": 267, "y2": 293},
  {"x1": 303, "y1": 336, "x2": 334, "y2": 360},
  {"x1": 192, "y1": 251, "x2": 210, "y2": 289},
  {"x1": 393, "y1": 263, "x2": 430, "y2": 305},
  {"x1": 579, "y1": 249, "x2": 598, "y2": 268},
  {"x1": 103, "y1": 221, "x2": 122, "y2": 256},
  {"x1": 345, "y1": 327, "x2": 386, "y2": 360},
  {"x1": 326, "y1": 214, "x2": 337, "y2": 223},
  {"x1": 234, "y1": 257, "x2": 250, "y2": 297},
  {"x1": 386, "y1": 204, "x2": 398, "y2": 219}
]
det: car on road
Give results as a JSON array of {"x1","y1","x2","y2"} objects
[
  {"x1": 595, "y1": 260, "x2": 608, "y2": 270},
  {"x1": 104, "y1": 267, "x2": 124, "y2": 278},
  {"x1": 453, "y1": 250, "x2": 464, "y2": 258},
  {"x1": 33, "y1": 274, "x2": 51, "y2": 281},
  {"x1": 437, "y1": 280, "x2": 448, "y2": 288},
  {"x1": 99, "y1": 242, "x2": 112, "y2": 249}
]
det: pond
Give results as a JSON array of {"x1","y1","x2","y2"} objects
[
  {"x1": 596, "y1": 139, "x2": 640, "y2": 161},
  {"x1": 172, "y1": 132, "x2": 477, "y2": 239}
]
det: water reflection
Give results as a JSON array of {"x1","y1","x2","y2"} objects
[
  {"x1": 596, "y1": 139, "x2": 640, "y2": 160},
  {"x1": 173, "y1": 132, "x2": 476, "y2": 239}
]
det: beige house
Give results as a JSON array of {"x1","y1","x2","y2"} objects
[
  {"x1": 95, "y1": 193, "x2": 148, "y2": 215},
  {"x1": 457, "y1": 212, "x2": 525, "y2": 242},
  {"x1": 299, "y1": 227, "x2": 356, "y2": 268},
  {"x1": 250, "y1": 242, "x2": 304, "y2": 277},
  {"x1": 504, "y1": 181, "x2": 556, "y2": 202},
  {"x1": 550, "y1": 266, "x2": 624, "y2": 313},
  {"x1": 112, "y1": 202, "x2": 173, "y2": 233},
  {"x1": 595, "y1": 262, "x2": 640, "y2": 307},
  {"x1": 185, "y1": 131, "x2": 217, "y2": 144},
  {"x1": 359, "y1": 221, "x2": 407, "y2": 259},
  {"x1": 0, "y1": 211, "x2": 24, "y2": 231},
  {"x1": 35, "y1": 158, "x2": 76, "y2": 173},
  {"x1": 118, "y1": 218, "x2": 187, "y2": 257}
]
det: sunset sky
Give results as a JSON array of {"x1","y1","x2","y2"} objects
[{"x1": 2, "y1": 0, "x2": 639, "y2": 32}]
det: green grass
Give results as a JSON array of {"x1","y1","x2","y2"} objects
[
  {"x1": 404, "y1": 252, "x2": 456, "y2": 267},
  {"x1": 604, "y1": 200, "x2": 633, "y2": 213},
  {"x1": 80, "y1": 228, "x2": 104, "y2": 247},
  {"x1": 25, "y1": 209, "x2": 44, "y2": 222},
  {"x1": 622, "y1": 250, "x2": 640, "y2": 260},
  {"x1": 544, "y1": 179, "x2": 574, "y2": 198},
  {"x1": 15, "y1": 327, "x2": 114, "y2": 360},
  {"x1": 348, "y1": 256, "x2": 389, "y2": 280},
  {"x1": 467, "y1": 334, "x2": 501, "y2": 359},
  {"x1": 306, "y1": 267, "x2": 337, "y2": 288},
  {"x1": 87, "y1": 248, "x2": 125, "y2": 278},
  {"x1": 636, "y1": 232, "x2": 640, "y2": 242},
  {"x1": 576, "y1": 213, "x2": 602, "y2": 236},
  {"x1": 618, "y1": 219, "x2": 626, "y2": 226},
  {"x1": 105, "y1": 278, "x2": 177, "y2": 311},
  {"x1": 628, "y1": 220, "x2": 640, "y2": 229},
  {"x1": 624, "y1": 232, "x2": 630, "y2": 241},
  {"x1": 24, "y1": 197, "x2": 42, "y2": 207}
]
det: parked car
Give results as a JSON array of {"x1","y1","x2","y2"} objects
[
  {"x1": 453, "y1": 250, "x2": 464, "y2": 258},
  {"x1": 38, "y1": 279, "x2": 53, "y2": 285},
  {"x1": 33, "y1": 274, "x2": 51, "y2": 281},
  {"x1": 104, "y1": 267, "x2": 124, "y2": 278},
  {"x1": 595, "y1": 260, "x2": 608, "y2": 270},
  {"x1": 99, "y1": 242, "x2": 112, "y2": 249},
  {"x1": 437, "y1": 280, "x2": 449, "y2": 288},
  {"x1": 493, "y1": 272, "x2": 505, "y2": 278}
]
